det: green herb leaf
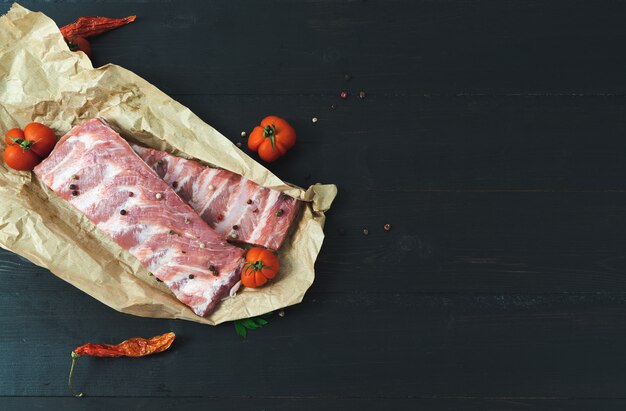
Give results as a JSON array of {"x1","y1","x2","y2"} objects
[
  {"x1": 241, "y1": 318, "x2": 260, "y2": 329},
  {"x1": 233, "y1": 313, "x2": 272, "y2": 338},
  {"x1": 234, "y1": 321, "x2": 247, "y2": 338}
]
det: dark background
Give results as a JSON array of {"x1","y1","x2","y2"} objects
[{"x1": 2, "y1": 0, "x2": 626, "y2": 410}]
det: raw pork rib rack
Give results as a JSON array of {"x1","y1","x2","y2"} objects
[
  {"x1": 34, "y1": 118, "x2": 244, "y2": 316},
  {"x1": 132, "y1": 145, "x2": 303, "y2": 250}
]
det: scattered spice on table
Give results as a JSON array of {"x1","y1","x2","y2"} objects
[
  {"x1": 312, "y1": 117, "x2": 318, "y2": 123},
  {"x1": 359, "y1": 90, "x2": 367, "y2": 99},
  {"x1": 384, "y1": 223, "x2": 391, "y2": 231},
  {"x1": 68, "y1": 332, "x2": 175, "y2": 397},
  {"x1": 363, "y1": 228, "x2": 369, "y2": 235},
  {"x1": 241, "y1": 131, "x2": 247, "y2": 137},
  {"x1": 340, "y1": 90, "x2": 349, "y2": 99}
]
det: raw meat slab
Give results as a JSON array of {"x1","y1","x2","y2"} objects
[
  {"x1": 34, "y1": 118, "x2": 244, "y2": 316},
  {"x1": 132, "y1": 145, "x2": 302, "y2": 250}
]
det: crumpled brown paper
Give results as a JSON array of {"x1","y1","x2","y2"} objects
[{"x1": 0, "y1": 4, "x2": 337, "y2": 325}]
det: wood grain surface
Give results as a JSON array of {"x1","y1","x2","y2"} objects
[{"x1": 2, "y1": 0, "x2": 626, "y2": 409}]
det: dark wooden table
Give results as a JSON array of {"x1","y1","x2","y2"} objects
[{"x1": 3, "y1": 1, "x2": 626, "y2": 409}]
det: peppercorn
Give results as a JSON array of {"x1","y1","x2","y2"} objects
[
  {"x1": 168, "y1": 229, "x2": 175, "y2": 235},
  {"x1": 247, "y1": 199, "x2": 252, "y2": 204},
  {"x1": 276, "y1": 209, "x2": 284, "y2": 217},
  {"x1": 185, "y1": 218, "x2": 190, "y2": 224},
  {"x1": 241, "y1": 131, "x2": 247, "y2": 137},
  {"x1": 232, "y1": 225, "x2": 239, "y2": 230},
  {"x1": 236, "y1": 142, "x2": 242, "y2": 148},
  {"x1": 363, "y1": 228, "x2": 369, "y2": 235},
  {"x1": 69, "y1": 184, "x2": 77, "y2": 190},
  {"x1": 312, "y1": 117, "x2": 318, "y2": 123},
  {"x1": 128, "y1": 192, "x2": 134, "y2": 197},
  {"x1": 359, "y1": 90, "x2": 367, "y2": 99},
  {"x1": 70, "y1": 174, "x2": 78, "y2": 180},
  {"x1": 209, "y1": 265, "x2": 216, "y2": 271},
  {"x1": 384, "y1": 223, "x2": 391, "y2": 231},
  {"x1": 155, "y1": 193, "x2": 163, "y2": 199},
  {"x1": 188, "y1": 274, "x2": 194, "y2": 279},
  {"x1": 340, "y1": 90, "x2": 349, "y2": 99},
  {"x1": 120, "y1": 209, "x2": 127, "y2": 215},
  {"x1": 172, "y1": 181, "x2": 178, "y2": 188},
  {"x1": 71, "y1": 190, "x2": 79, "y2": 196}
]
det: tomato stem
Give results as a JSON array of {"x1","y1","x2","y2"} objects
[
  {"x1": 263, "y1": 124, "x2": 276, "y2": 151},
  {"x1": 244, "y1": 260, "x2": 271, "y2": 272},
  {"x1": 10, "y1": 137, "x2": 35, "y2": 150}
]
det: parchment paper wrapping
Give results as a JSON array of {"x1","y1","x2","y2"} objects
[{"x1": 0, "y1": 4, "x2": 337, "y2": 325}]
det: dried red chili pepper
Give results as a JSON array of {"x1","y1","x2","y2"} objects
[
  {"x1": 60, "y1": 15, "x2": 137, "y2": 39},
  {"x1": 68, "y1": 332, "x2": 175, "y2": 397}
]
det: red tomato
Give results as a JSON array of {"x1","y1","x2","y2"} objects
[
  {"x1": 247, "y1": 116, "x2": 296, "y2": 162},
  {"x1": 5, "y1": 128, "x2": 25, "y2": 146},
  {"x1": 65, "y1": 36, "x2": 92, "y2": 58},
  {"x1": 3, "y1": 145, "x2": 41, "y2": 171},
  {"x1": 241, "y1": 247, "x2": 280, "y2": 288},
  {"x1": 23, "y1": 122, "x2": 57, "y2": 158}
]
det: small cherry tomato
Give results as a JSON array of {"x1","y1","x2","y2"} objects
[
  {"x1": 23, "y1": 122, "x2": 57, "y2": 158},
  {"x1": 241, "y1": 247, "x2": 279, "y2": 288},
  {"x1": 5, "y1": 128, "x2": 25, "y2": 146},
  {"x1": 3, "y1": 145, "x2": 41, "y2": 171},
  {"x1": 65, "y1": 36, "x2": 92, "y2": 58},
  {"x1": 247, "y1": 116, "x2": 296, "y2": 162}
]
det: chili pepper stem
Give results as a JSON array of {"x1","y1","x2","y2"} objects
[
  {"x1": 263, "y1": 124, "x2": 276, "y2": 151},
  {"x1": 68, "y1": 352, "x2": 84, "y2": 398}
]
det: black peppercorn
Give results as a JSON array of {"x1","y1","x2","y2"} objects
[
  {"x1": 188, "y1": 274, "x2": 194, "y2": 279},
  {"x1": 247, "y1": 199, "x2": 252, "y2": 204},
  {"x1": 71, "y1": 190, "x2": 78, "y2": 196},
  {"x1": 209, "y1": 265, "x2": 216, "y2": 271},
  {"x1": 120, "y1": 209, "x2": 127, "y2": 215},
  {"x1": 69, "y1": 184, "x2": 77, "y2": 190},
  {"x1": 172, "y1": 181, "x2": 178, "y2": 188},
  {"x1": 232, "y1": 225, "x2": 239, "y2": 230},
  {"x1": 276, "y1": 209, "x2": 284, "y2": 217}
]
